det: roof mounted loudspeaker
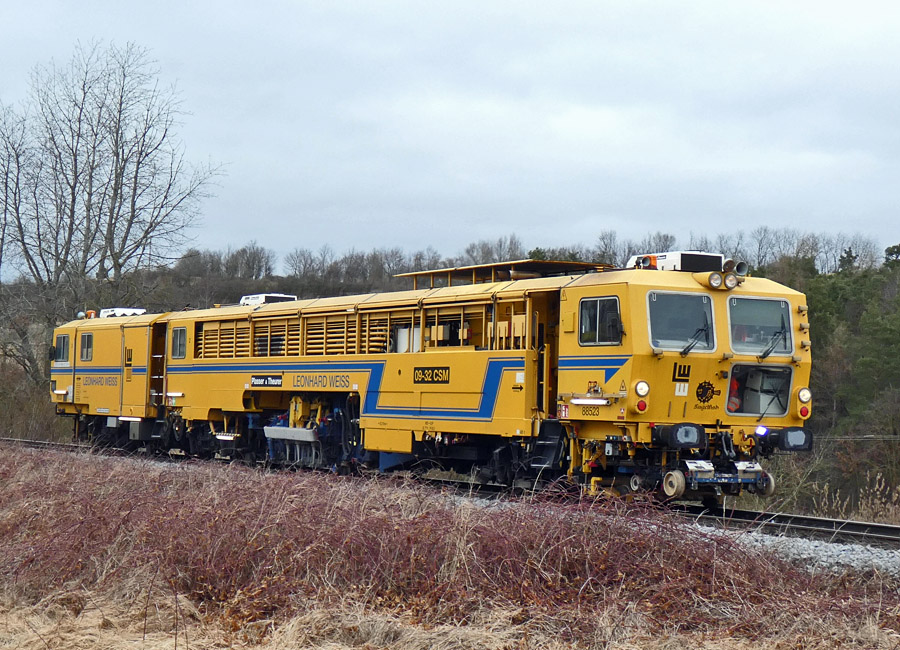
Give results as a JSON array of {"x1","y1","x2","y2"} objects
[
  {"x1": 626, "y1": 254, "x2": 657, "y2": 269},
  {"x1": 722, "y1": 258, "x2": 749, "y2": 276}
]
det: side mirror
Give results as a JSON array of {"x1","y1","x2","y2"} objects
[{"x1": 48, "y1": 345, "x2": 56, "y2": 361}]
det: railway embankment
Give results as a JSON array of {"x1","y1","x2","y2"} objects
[{"x1": 1, "y1": 446, "x2": 898, "y2": 649}]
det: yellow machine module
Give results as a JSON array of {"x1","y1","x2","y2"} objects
[{"x1": 50, "y1": 253, "x2": 813, "y2": 503}]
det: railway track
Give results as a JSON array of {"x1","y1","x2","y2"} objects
[
  {"x1": 4, "y1": 436, "x2": 898, "y2": 548},
  {"x1": 0, "y1": 436, "x2": 156, "y2": 459},
  {"x1": 0, "y1": 436, "x2": 96, "y2": 453},
  {"x1": 674, "y1": 504, "x2": 900, "y2": 548}
]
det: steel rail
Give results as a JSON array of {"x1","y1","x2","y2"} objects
[
  {"x1": 0, "y1": 436, "x2": 140, "y2": 458},
  {"x1": 673, "y1": 504, "x2": 900, "y2": 548},
  {"x1": 0, "y1": 436, "x2": 94, "y2": 453}
]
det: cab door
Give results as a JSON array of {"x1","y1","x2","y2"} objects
[
  {"x1": 121, "y1": 324, "x2": 152, "y2": 417},
  {"x1": 50, "y1": 328, "x2": 76, "y2": 405},
  {"x1": 557, "y1": 282, "x2": 632, "y2": 403},
  {"x1": 148, "y1": 322, "x2": 167, "y2": 411},
  {"x1": 529, "y1": 290, "x2": 560, "y2": 418}
]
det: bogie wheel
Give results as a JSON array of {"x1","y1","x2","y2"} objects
[
  {"x1": 662, "y1": 470, "x2": 686, "y2": 499},
  {"x1": 628, "y1": 473, "x2": 643, "y2": 493},
  {"x1": 760, "y1": 471, "x2": 776, "y2": 497}
]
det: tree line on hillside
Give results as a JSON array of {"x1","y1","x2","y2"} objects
[{"x1": 171, "y1": 225, "x2": 882, "y2": 293}]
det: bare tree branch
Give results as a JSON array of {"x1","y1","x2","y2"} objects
[{"x1": 0, "y1": 41, "x2": 219, "y2": 383}]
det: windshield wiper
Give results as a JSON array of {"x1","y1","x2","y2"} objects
[
  {"x1": 758, "y1": 315, "x2": 787, "y2": 360},
  {"x1": 680, "y1": 315, "x2": 710, "y2": 357},
  {"x1": 757, "y1": 372, "x2": 790, "y2": 421}
]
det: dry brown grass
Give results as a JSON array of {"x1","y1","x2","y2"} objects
[
  {"x1": 2, "y1": 597, "x2": 899, "y2": 649},
  {"x1": 0, "y1": 371, "x2": 70, "y2": 441},
  {"x1": 1, "y1": 445, "x2": 898, "y2": 648},
  {"x1": 812, "y1": 472, "x2": 900, "y2": 524}
]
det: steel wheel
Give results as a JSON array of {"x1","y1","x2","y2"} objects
[
  {"x1": 628, "y1": 472, "x2": 643, "y2": 493},
  {"x1": 662, "y1": 470, "x2": 686, "y2": 498},
  {"x1": 760, "y1": 471, "x2": 776, "y2": 497}
]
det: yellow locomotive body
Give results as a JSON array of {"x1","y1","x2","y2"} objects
[{"x1": 50, "y1": 254, "x2": 812, "y2": 501}]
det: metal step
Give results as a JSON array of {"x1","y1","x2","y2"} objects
[{"x1": 530, "y1": 419, "x2": 565, "y2": 470}]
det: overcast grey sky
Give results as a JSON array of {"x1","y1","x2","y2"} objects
[{"x1": 3, "y1": 1, "x2": 900, "y2": 265}]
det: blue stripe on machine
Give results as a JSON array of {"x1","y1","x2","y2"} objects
[
  {"x1": 51, "y1": 367, "x2": 127, "y2": 375},
  {"x1": 165, "y1": 361, "x2": 382, "y2": 375},
  {"x1": 558, "y1": 355, "x2": 631, "y2": 382},
  {"x1": 50, "y1": 368, "x2": 147, "y2": 373},
  {"x1": 165, "y1": 357, "x2": 525, "y2": 422}
]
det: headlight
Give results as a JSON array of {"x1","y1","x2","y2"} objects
[
  {"x1": 775, "y1": 427, "x2": 812, "y2": 451},
  {"x1": 797, "y1": 387, "x2": 812, "y2": 403},
  {"x1": 708, "y1": 272, "x2": 723, "y2": 289},
  {"x1": 655, "y1": 423, "x2": 707, "y2": 449},
  {"x1": 724, "y1": 273, "x2": 738, "y2": 289},
  {"x1": 635, "y1": 380, "x2": 650, "y2": 397}
]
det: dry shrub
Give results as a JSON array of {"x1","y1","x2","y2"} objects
[
  {"x1": 1, "y1": 447, "x2": 898, "y2": 647},
  {"x1": 0, "y1": 366, "x2": 70, "y2": 441},
  {"x1": 812, "y1": 471, "x2": 900, "y2": 524}
]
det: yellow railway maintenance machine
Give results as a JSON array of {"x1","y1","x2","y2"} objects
[{"x1": 50, "y1": 253, "x2": 812, "y2": 502}]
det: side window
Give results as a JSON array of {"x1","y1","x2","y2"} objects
[
  {"x1": 172, "y1": 327, "x2": 187, "y2": 359},
  {"x1": 54, "y1": 334, "x2": 70, "y2": 362},
  {"x1": 80, "y1": 333, "x2": 93, "y2": 361},
  {"x1": 579, "y1": 297, "x2": 622, "y2": 345}
]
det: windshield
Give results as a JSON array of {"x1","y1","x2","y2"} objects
[
  {"x1": 647, "y1": 292, "x2": 714, "y2": 352},
  {"x1": 726, "y1": 364, "x2": 792, "y2": 416},
  {"x1": 729, "y1": 297, "x2": 792, "y2": 356}
]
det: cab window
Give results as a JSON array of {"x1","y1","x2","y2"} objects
[
  {"x1": 579, "y1": 297, "x2": 622, "y2": 345},
  {"x1": 648, "y1": 291, "x2": 714, "y2": 351},
  {"x1": 80, "y1": 333, "x2": 93, "y2": 361},
  {"x1": 54, "y1": 334, "x2": 69, "y2": 362},
  {"x1": 172, "y1": 327, "x2": 187, "y2": 359},
  {"x1": 729, "y1": 297, "x2": 792, "y2": 356}
]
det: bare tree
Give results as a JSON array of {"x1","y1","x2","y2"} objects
[
  {"x1": 686, "y1": 233, "x2": 712, "y2": 252},
  {"x1": 284, "y1": 247, "x2": 317, "y2": 278},
  {"x1": 848, "y1": 234, "x2": 880, "y2": 270},
  {"x1": 0, "y1": 42, "x2": 216, "y2": 288},
  {"x1": 223, "y1": 241, "x2": 276, "y2": 279},
  {"x1": 0, "y1": 106, "x2": 25, "y2": 280},
  {"x1": 617, "y1": 232, "x2": 678, "y2": 265},
  {"x1": 461, "y1": 234, "x2": 525, "y2": 265},
  {"x1": 714, "y1": 231, "x2": 749, "y2": 264},
  {"x1": 593, "y1": 230, "x2": 621, "y2": 265},
  {"x1": 747, "y1": 226, "x2": 778, "y2": 270},
  {"x1": 409, "y1": 246, "x2": 443, "y2": 272},
  {"x1": 0, "y1": 42, "x2": 217, "y2": 383}
]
